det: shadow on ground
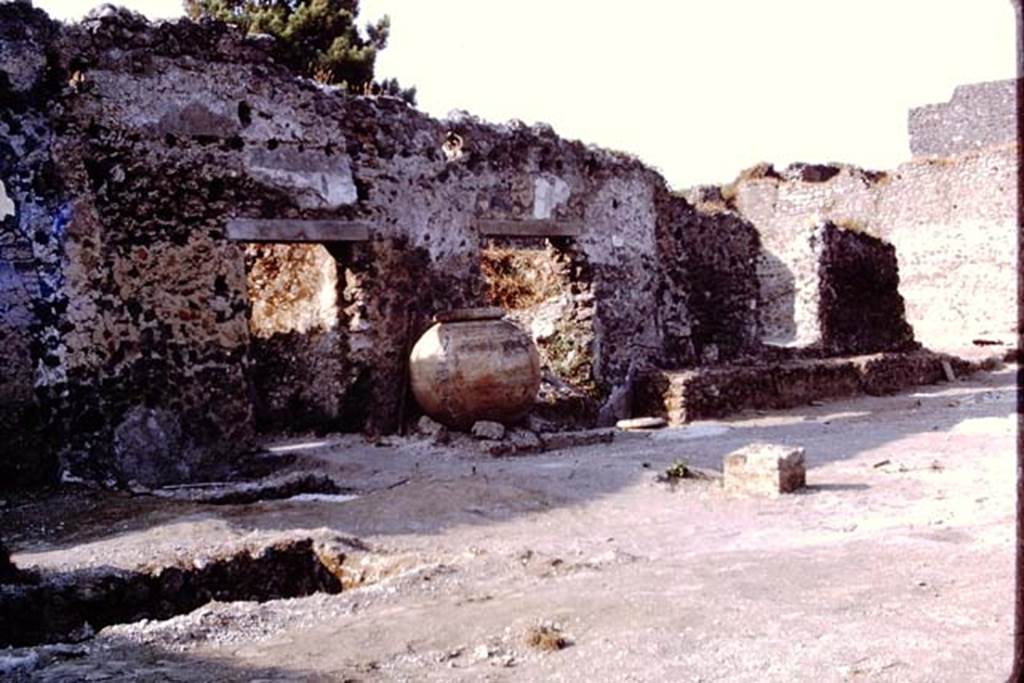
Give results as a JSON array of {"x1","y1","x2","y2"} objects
[{"x1": 2, "y1": 367, "x2": 1015, "y2": 549}]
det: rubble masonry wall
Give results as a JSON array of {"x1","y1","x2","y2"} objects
[
  {"x1": 733, "y1": 144, "x2": 1016, "y2": 349},
  {"x1": 0, "y1": 5, "x2": 761, "y2": 486}
]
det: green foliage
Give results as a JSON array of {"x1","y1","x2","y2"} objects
[
  {"x1": 184, "y1": 0, "x2": 416, "y2": 104},
  {"x1": 664, "y1": 459, "x2": 690, "y2": 480}
]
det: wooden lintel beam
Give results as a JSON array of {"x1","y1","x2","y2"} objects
[
  {"x1": 476, "y1": 219, "x2": 583, "y2": 238},
  {"x1": 226, "y1": 218, "x2": 371, "y2": 242}
]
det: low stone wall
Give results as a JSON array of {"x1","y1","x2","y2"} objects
[{"x1": 634, "y1": 351, "x2": 982, "y2": 424}]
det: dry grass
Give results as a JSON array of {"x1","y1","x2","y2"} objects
[
  {"x1": 736, "y1": 161, "x2": 781, "y2": 182},
  {"x1": 832, "y1": 217, "x2": 870, "y2": 233},
  {"x1": 480, "y1": 244, "x2": 564, "y2": 310},
  {"x1": 245, "y1": 243, "x2": 338, "y2": 337},
  {"x1": 524, "y1": 624, "x2": 569, "y2": 651}
]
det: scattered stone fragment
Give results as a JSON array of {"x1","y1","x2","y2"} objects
[
  {"x1": 723, "y1": 443, "x2": 806, "y2": 496},
  {"x1": 479, "y1": 440, "x2": 514, "y2": 457},
  {"x1": 508, "y1": 429, "x2": 542, "y2": 453},
  {"x1": 615, "y1": 416, "x2": 667, "y2": 430},
  {"x1": 416, "y1": 415, "x2": 449, "y2": 444},
  {"x1": 471, "y1": 421, "x2": 506, "y2": 441},
  {"x1": 525, "y1": 414, "x2": 560, "y2": 433}
]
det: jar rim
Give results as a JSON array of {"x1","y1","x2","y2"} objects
[{"x1": 434, "y1": 306, "x2": 506, "y2": 323}]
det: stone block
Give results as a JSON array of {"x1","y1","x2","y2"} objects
[
  {"x1": 471, "y1": 420, "x2": 506, "y2": 441},
  {"x1": 723, "y1": 443, "x2": 806, "y2": 496},
  {"x1": 416, "y1": 415, "x2": 449, "y2": 444},
  {"x1": 615, "y1": 416, "x2": 666, "y2": 431},
  {"x1": 508, "y1": 428, "x2": 542, "y2": 453}
]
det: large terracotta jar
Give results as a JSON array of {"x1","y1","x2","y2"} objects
[{"x1": 409, "y1": 307, "x2": 541, "y2": 429}]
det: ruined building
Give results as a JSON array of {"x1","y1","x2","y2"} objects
[
  {"x1": 717, "y1": 79, "x2": 1018, "y2": 351},
  {"x1": 0, "y1": 4, "x2": 1006, "y2": 489}
]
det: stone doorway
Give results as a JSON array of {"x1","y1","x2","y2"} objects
[
  {"x1": 230, "y1": 219, "x2": 371, "y2": 435},
  {"x1": 478, "y1": 235, "x2": 598, "y2": 428}
]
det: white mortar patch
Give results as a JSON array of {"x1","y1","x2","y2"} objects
[
  {"x1": 533, "y1": 176, "x2": 570, "y2": 219},
  {"x1": 246, "y1": 149, "x2": 358, "y2": 209},
  {"x1": 0, "y1": 180, "x2": 14, "y2": 219}
]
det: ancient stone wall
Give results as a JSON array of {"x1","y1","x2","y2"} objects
[
  {"x1": 0, "y1": 5, "x2": 763, "y2": 486},
  {"x1": 731, "y1": 146, "x2": 1016, "y2": 350},
  {"x1": 0, "y1": 1, "x2": 68, "y2": 485},
  {"x1": 908, "y1": 80, "x2": 1016, "y2": 158},
  {"x1": 654, "y1": 193, "x2": 761, "y2": 366},
  {"x1": 817, "y1": 223, "x2": 915, "y2": 355}
]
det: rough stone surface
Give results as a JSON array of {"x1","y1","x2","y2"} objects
[
  {"x1": 110, "y1": 407, "x2": 191, "y2": 487},
  {"x1": 415, "y1": 415, "x2": 448, "y2": 442},
  {"x1": 817, "y1": 222, "x2": 916, "y2": 355},
  {"x1": 0, "y1": 6, "x2": 776, "y2": 485},
  {"x1": 635, "y1": 351, "x2": 981, "y2": 425},
  {"x1": 654, "y1": 191, "x2": 761, "y2": 367},
  {"x1": 507, "y1": 428, "x2": 542, "y2": 453},
  {"x1": 0, "y1": 4, "x2": 968, "y2": 487},
  {"x1": 730, "y1": 145, "x2": 1016, "y2": 350},
  {"x1": 0, "y1": 536, "x2": 343, "y2": 647},
  {"x1": 723, "y1": 443, "x2": 806, "y2": 496}
]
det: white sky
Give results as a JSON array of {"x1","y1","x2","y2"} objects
[{"x1": 37, "y1": 0, "x2": 1017, "y2": 188}]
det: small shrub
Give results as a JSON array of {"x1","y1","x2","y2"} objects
[
  {"x1": 664, "y1": 459, "x2": 690, "y2": 480},
  {"x1": 525, "y1": 624, "x2": 569, "y2": 651},
  {"x1": 719, "y1": 182, "x2": 738, "y2": 203}
]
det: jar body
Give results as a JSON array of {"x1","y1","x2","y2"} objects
[{"x1": 409, "y1": 316, "x2": 541, "y2": 429}]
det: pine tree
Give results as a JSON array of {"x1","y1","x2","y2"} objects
[{"x1": 184, "y1": 0, "x2": 417, "y2": 105}]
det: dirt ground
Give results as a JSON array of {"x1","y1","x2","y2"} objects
[{"x1": 1, "y1": 362, "x2": 1017, "y2": 682}]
